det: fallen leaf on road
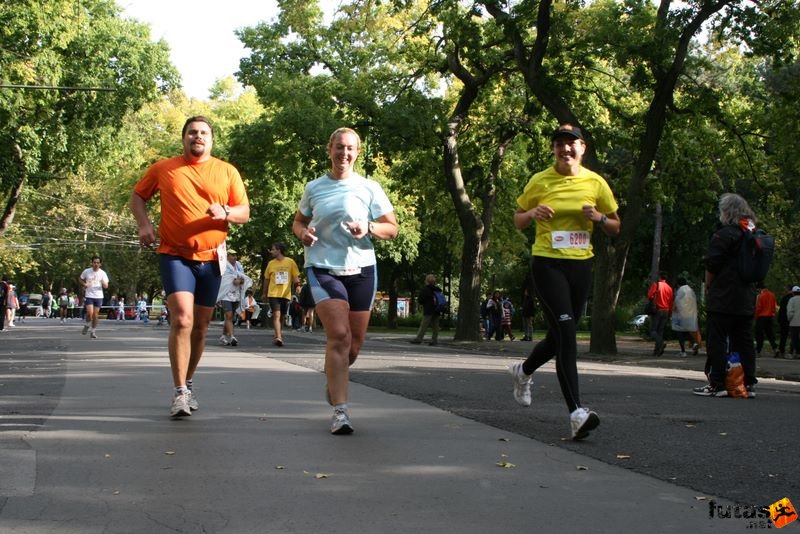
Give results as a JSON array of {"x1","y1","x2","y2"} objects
[
  {"x1": 695, "y1": 496, "x2": 708, "y2": 501},
  {"x1": 164, "y1": 451, "x2": 176, "y2": 456},
  {"x1": 576, "y1": 465, "x2": 588, "y2": 471},
  {"x1": 275, "y1": 466, "x2": 285, "y2": 470},
  {"x1": 315, "y1": 473, "x2": 329, "y2": 479},
  {"x1": 719, "y1": 432, "x2": 727, "y2": 436},
  {"x1": 615, "y1": 454, "x2": 631, "y2": 460},
  {"x1": 496, "y1": 460, "x2": 516, "y2": 468},
  {"x1": 498, "y1": 437, "x2": 510, "y2": 442}
]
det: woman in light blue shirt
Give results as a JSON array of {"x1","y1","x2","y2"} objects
[{"x1": 292, "y1": 128, "x2": 398, "y2": 435}]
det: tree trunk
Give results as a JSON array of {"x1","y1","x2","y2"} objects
[
  {"x1": 387, "y1": 267, "x2": 399, "y2": 329},
  {"x1": 0, "y1": 144, "x2": 26, "y2": 237},
  {"x1": 649, "y1": 201, "x2": 662, "y2": 282}
]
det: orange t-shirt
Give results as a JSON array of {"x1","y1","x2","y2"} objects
[
  {"x1": 133, "y1": 156, "x2": 248, "y2": 262},
  {"x1": 755, "y1": 289, "x2": 777, "y2": 318}
]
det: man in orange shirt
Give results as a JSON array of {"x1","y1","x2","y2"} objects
[
  {"x1": 131, "y1": 116, "x2": 250, "y2": 418},
  {"x1": 647, "y1": 271, "x2": 674, "y2": 356},
  {"x1": 754, "y1": 284, "x2": 778, "y2": 357}
]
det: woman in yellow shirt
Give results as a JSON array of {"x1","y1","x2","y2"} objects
[{"x1": 508, "y1": 124, "x2": 621, "y2": 440}]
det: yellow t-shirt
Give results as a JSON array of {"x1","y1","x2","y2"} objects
[
  {"x1": 516, "y1": 165, "x2": 618, "y2": 259},
  {"x1": 265, "y1": 257, "x2": 300, "y2": 299}
]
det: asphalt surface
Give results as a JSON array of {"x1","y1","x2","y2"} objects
[{"x1": 1, "y1": 319, "x2": 799, "y2": 533}]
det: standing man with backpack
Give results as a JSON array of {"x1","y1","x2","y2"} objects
[
  {"x1": 693, "y1": 193, "x2": 763, "y2": 397},
  {"x1": 410, "y1": 274, "x2": 444, "y2": 346}
]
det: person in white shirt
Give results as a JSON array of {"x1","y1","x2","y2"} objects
[{"x1": 78, "y1": 255, "x2": 109, "y2": 339}]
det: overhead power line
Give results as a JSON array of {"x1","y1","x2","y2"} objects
[{"x1": 0, "y1": 84, "x2": 115, "y2": 92}]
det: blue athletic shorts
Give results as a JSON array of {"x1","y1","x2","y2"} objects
[
  {"x1": 83, "y1": 298, "x2": 103, "y2": 308},
  {"x1": 307, "y1": 265, "x2": 376, "y2": 312},
  {"x1": 159, "y1": 254, "x2": 221, "y2": 308}
]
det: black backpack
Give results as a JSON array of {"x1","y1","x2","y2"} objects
[{"x1": 738, "y1": 228, "x2": 774, "y2": 283}]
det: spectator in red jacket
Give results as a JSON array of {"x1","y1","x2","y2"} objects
[{"x1": 647, "y1": 272, "x2": 674, "y2": 356}]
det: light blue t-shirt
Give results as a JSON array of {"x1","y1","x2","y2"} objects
[{"x1": 298, "y1": 172, "x2": 394, "y2": 270}]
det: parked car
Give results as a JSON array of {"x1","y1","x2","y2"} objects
[
  {"x1": 629, "y1": 314, "x2": 649, "y2": 328},
  {"x1": 22, "y1": 293, "x2": 43, "y2": 317},
  {"x1": 105, "y1": 305, "x2": 138, "y2": 320}
]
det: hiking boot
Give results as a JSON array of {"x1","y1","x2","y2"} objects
[
  {"x1": 692, "y1": 384, "x2": 728, "y2": 397},
  {"x1": 331, "y1": 407, "x2": 353, "y2": 435},
  {"x1": 508, "y1": 362, "x2": 532, "y2": 407},
  {"x1": 170, "y1": 393, "x2": 192, "y2": 417},
  {"x1": 570, "y1": 407, "x2": 600, "y2": 440}
]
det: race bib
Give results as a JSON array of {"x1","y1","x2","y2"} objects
[
  {"x1": 275, "y1": 271, "x2": 289, "y2": 285},
  {"x1": 551, "y1": 230, "x2": 591, "y2": 249},
  {"x1": 216, "y1": 242, "x2": 227, "y2": 275}
]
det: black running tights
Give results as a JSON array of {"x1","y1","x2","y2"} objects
[{"x1": 522, "y1": 256, "x2": 593, "y2": 414}]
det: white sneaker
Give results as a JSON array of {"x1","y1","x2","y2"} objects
[
  {"x1": 230, "y1": 336, "x2": 238, "y2": 347},
  {"x1": 219, "y1": 335, "x2": 230, "y2": 346},
  {"x1": 187, "y1": 390, "x2": 199, "y2": 411},
  {"x1": 90, "y1": 331, "x2": 97, "y2": 339},
  {"x1": 82, "y1": 324, "x2": 89, "y2": 335},
  {"x1": 170, "y1": 393, "x2": 192, "y2": 417},
  {"x1": 331, "y1": 406, "x2": 353, "y2": 435},
  {"x1": 508, "y1": 362, "x2": 532, "y2": 407},
  {"x1": 570, "y1": 407, "x2": 600, "y2": 440}
]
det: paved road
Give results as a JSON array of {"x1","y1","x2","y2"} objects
[{"x1": 1, "y1": 319, "x2": 798, "y2": 533}]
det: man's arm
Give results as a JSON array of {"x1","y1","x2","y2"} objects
[
  {"x1": 130, "y1": 192, "x2": 157, "y2": 247},
  {"x1": 207, "y1": 203, "x2": 250, "y2": 224}
]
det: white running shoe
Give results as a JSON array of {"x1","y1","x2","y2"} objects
[
  {"x1": 570, "y1": 407, "x2": 600, "y2": 440},
  {"x1": 230, "y1": 336, "x2": 238, "y2": 347},
  {"x1": 170, "y1": 393, "x2": 192, "y2": 417},
  {"x1": 90, "y1": 331, "x2": 97, "y2": 339},
  {"x1": 187, "y1": 390, "x2": 199, "y2": 411},
  {"x1": 508, "y1": 362, "x2": 532, "y2": 407},
  {"x1": 331, "y1": 407, "x2": 353, "y2": 435},
  {"x1": 82, "y1": 324, "x2": 89, "y2": 335},
  {"x1": 219, "y1": 335, "x2": 230, "y2": 346}
]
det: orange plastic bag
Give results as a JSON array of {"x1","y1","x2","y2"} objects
[{"x1": 725, "y1": 352, "x2": 748, "y2": 398}]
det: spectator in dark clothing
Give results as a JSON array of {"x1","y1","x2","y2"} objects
[
  {"x1": 410, "y1": 274, "x2": 441, "y2": 346},
  {"x1": 777, "y1": 284, "x2": 794, "y2": 358},
  {"x1": 487, "y1": 290, "x2": 503, "y2": 340},
  {"x1": 693, "y1": 193, "x2": 759, "y2": 397},
  {"x1": 0, "y1": 276, "x2": 8, "y2": 331},
  {"x1": 521, "y1": 284, "x2": 536, "y2": 342}
]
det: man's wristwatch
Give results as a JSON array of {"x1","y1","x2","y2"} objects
[
  {"x1": 600, "y1": 214, "x2": 608, "y2": 225},
  {"x1": 368, "y1": 221, "x2": 375, "y2": 236},
  {"x1": 223, "y1": 205, "x2": 231, "y2": 220}
]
